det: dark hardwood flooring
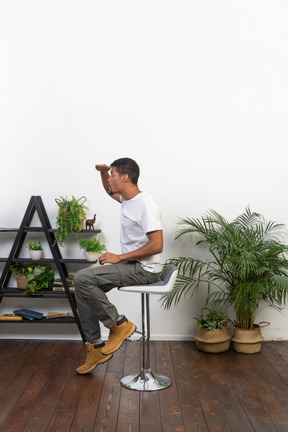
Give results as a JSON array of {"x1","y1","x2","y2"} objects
[{"x1": 0, "y1": 339, "x2": 288, "y2": 432}]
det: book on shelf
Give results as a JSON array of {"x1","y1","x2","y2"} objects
[
  {"x1": 13, "y1": 309, "x2": 43, "y2": 320},
  {"x1": 46, "y1": 312, "x2": 74, "y2": 319},
  {"x1": 52, "y1": 286, "x2": 75, "y2": 291},
  {"x1": 0, "y1": 313, "x2": 22, "y2": 321}
]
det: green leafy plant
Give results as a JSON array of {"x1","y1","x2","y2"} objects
[
  {"x1": 25, "y1": 265, "x2": 55, "y2": 296},
  {"x1": 194, "y1": 308, "x2": 228, "y2": 330},
  {"x1": 78, "y1": 237, "x2": 106, "y2": 254},
  {"x1": 10, "y1": 263, "x2": 27, "y2": 276},
  {"x1": 27, "y1": 240, "x2": 42, "y2": 250},
  {"x1": 55, "y1": 196, "x2": 88, "y2": 246},
  {"x1": 162, "y1": 208, "x2": 288, "y2": 329},
  {"x1": 10, "y1": 263, "x2": 54, "y2": 296}
]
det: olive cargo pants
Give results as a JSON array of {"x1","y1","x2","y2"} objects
[{"x1": 74, "y1": 261, "x2": 160, "y2": 343}]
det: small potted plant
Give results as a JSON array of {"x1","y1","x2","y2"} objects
[
  {"x1": 10, "y1": 263, "x2": 28, "y2": 290},
  {"x1": 27, "y1": 240, "x2": 43, "y2": 260},
  {"x1": 194, "y1": 308, "x2": 232, "y2": 353},
  {"x1": 54, "y1": 196, "x2": 89, "y2": 246},
  {"x1": 10, "y1": 263, "x2": 55, "y2": 295},
  {"x1": 10, "y1": 263, "x2": 54, "y2": 295},
  {"x1": 78, "y1": 237, "x2": 106, "y2": 262}
]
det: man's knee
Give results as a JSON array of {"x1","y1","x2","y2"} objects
[{"x1": 74, "y1": 269, "x2": 91, "y2": 289}]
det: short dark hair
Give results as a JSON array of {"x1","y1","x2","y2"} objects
[{"x1": 111, "y1": 157, "x2": 140, "y2": 185}]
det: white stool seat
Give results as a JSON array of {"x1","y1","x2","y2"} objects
[
  {"x1": 118, "y1": 264, "x2": 178, "y2": 391},
  {"x1": 119, "y1": 264, "x2": 178, "y2": 294}
]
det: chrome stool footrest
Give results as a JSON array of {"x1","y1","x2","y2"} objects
[
  {"x1": 121, "y1": 368, "x2": 172, "y2": 391},
  {"x1": 126, "y1": 329, "x2": 143, "y2": 342}
]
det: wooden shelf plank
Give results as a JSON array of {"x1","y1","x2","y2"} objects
[
  {"x1": 0, "y1": 317, "x2": 76, "y2": 323},
  {"x1": 0, "y1": 287, "x2": 74, "y2": 298},
  {"x1": 12, "y1": 258, "x2": 97, "y2": 264},
  {"x1": 0, "y1": 228, "x2": 101, "y2": 233}
]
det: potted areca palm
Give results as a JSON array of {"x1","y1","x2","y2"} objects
[{"x1": 162, "y1": 208, "x2": 288, "y2": 353}]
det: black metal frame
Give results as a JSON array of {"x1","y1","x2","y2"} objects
[{"x1": 0, "y1": 195, "x2": 101, "y2": 343}]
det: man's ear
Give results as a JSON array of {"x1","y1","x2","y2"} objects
[{"x1": 122, "y1": 173, "x2": 129, "y2": 183}]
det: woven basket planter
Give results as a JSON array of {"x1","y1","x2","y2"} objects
[
  {"x1": 232, "y1": 324, "x2": 268, "y2": 354},
  {"x1": 194, "y1": 326, "x2": 232, "y2": 353},
  {"x1": 15, "y1": 275, "x2": 27, "y2": 290}
]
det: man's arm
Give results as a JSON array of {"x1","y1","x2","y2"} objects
[
  {"x1": 99, "y1": 230, "x2": 163, "y2": 265},
  {"x1": 95, "y1": 164, "x2": 121, "y2": 202}
]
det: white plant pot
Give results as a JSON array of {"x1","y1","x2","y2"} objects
[
  {"x1": 29, "y1": 250, "x2": 43, "y2": 260},
  {"x1": 85, "y1": 252, "x2": 98, "y2": 262}
]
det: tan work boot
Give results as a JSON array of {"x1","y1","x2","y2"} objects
[
  {"x1": 76, "y1": 343, "x2": 112, "y2": 375},
  {"x1": 102, "y1": 317, "x2": 136, "y2": 355}
]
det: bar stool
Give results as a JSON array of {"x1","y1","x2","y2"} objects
[{"x1": 118, "y1": 264, "x2": 178, "y2": 391}]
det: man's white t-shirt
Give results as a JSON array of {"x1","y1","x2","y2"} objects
[{"x1": 119, "y1": 191, "x2": 162, "y2": 273}]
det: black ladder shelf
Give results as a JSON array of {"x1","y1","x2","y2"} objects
[{"x1": 0, "y1": 196, "x2": 101, "y2": 343}]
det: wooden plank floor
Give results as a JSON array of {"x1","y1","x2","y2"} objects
[{"x1": 0, "y1": 340, "x2": 288, "y2": 432}]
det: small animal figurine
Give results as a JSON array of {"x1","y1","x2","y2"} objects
[{"x1": 86, "y1": 214, "x2": 96, "y2": 230}]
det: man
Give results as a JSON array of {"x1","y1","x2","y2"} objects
[{"x1": 74, "y1": 157, "x2": 163, "y2": 374}]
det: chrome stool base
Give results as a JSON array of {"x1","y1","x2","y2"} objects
[
  {"x1": 119, "y1": 265, "x2": 178, "y2": 392},
  {"x1": 121, "y1": 369, "x2": 172, "y2": 391}
]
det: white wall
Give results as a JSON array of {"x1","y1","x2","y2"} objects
[{"x1": 1, "y1": 0, "x2": 288, "y2": 341}]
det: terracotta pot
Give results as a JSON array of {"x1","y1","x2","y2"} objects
[{"x1": 194, "y1": 326, "x2": 232, "y2": 353}]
